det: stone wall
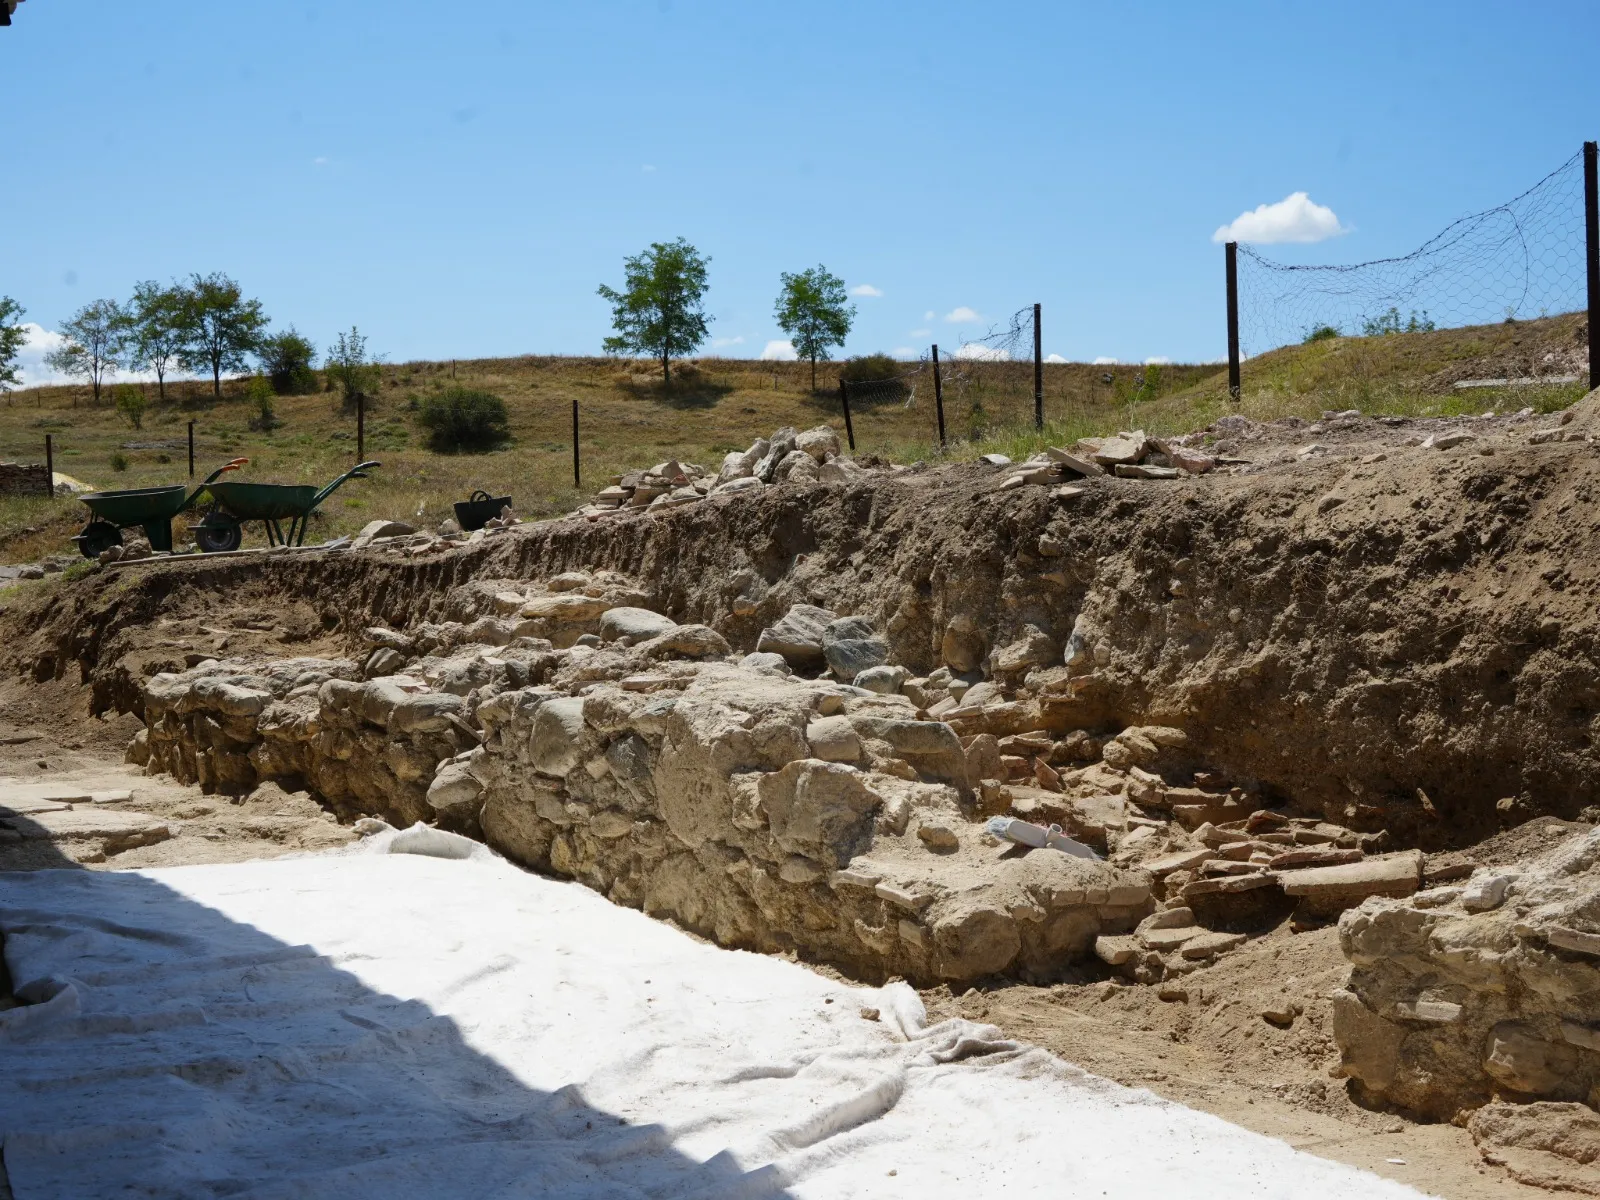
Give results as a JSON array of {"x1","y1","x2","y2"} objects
[{"x1": 0, "y1": 462, "x2": 49, "y2": 496}]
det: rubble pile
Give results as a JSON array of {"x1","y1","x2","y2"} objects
[
  {"x1": 575, "y1": 425, "x2": 870, "y2": 520},
  {"x1": 988, "y1": 428, "x2": 1220, "y2": 493}
]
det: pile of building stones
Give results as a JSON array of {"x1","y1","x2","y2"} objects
[
  {"x1": 983, "y1": 428, "x2": 1219, "y2": 494},
  {"x1": 125, "y1": 566, "x2": 1443, "y2": 987},
  {"x1": 575, "y1": 425, "x2": 870, "y2": 520}
]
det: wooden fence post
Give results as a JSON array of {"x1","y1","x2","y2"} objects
[
  {"x1": 187, "y1": 420, "x2": 195, "y2": 478},
  {"x1": 1585, "y1": 140, "x2": 1598, "y2": 391},
  {"x1": 932, "y1": 345, "x2": 946, "y2": 448},
  {"x1": 44, "y1": 434, "x2": 53, "y2": 497},
  {"x1": 838, "y1": 379, "x2": 856, "y2": 452},
  {"x1": 1032, "y1": 302, "x2": 1043, "y2": 430},
  {"x1": 356, "y1": 393, "x2": 365, "y2": 462},
  {"x1": 572, "y1": 398, "x2": 581, "y2": 488}
]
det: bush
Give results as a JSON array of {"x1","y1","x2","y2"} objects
[
  {"x1": 246, "y1": 375, "x2": 280, "y2": 431},
  {"x1": 1361, "y1": 307, "x2": 1435, "y2": 337},
  {"x1": 1303, "y1": 323, "x2": 1340, "y2": 343},
  {"x1": 839, "y1": 354, "x2": 902, "y2": 385},
  {"x1": 416, "y1": 387, "x2": 510, "y2": 453},
  {"x1": 113, "y1": 384, "x2": 147, "y2": 429},
  {"x1": 259, "y1": 328, "x2": 319, "y2": 395},
  {"x1": 110, "y1": 451, "x2": 129, "y2": 472}
]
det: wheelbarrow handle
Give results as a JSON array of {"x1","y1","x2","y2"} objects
[
  {"x1": 184, "y1": 458, "x2": 251, "y2": 510},
  {"x1": 310, "y1": 460, "x2": 382, "y2": 509}
]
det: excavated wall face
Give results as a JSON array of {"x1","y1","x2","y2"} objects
[{"x1": 36, "y1": 423, "x2": 1600, "y2": 847}]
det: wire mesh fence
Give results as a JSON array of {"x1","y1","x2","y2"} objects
[{"x1": 1236, "y1": 152, "x2": 1587, "y2": 359}]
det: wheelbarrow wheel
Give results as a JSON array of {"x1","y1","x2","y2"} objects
[
  {"x1": 74, "y1": 521, "x2": 122, "y2": 560},
  {"x1": 194, "y1": 518, "x2": 243, "y2": 554}
]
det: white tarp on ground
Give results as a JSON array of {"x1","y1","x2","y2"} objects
[{"x1": 0, "y1": 829, "x2": 1433, "y2": 1199}]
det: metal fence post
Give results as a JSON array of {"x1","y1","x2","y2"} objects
[
  {"x1": 44, "y1": 434, "x2": 53, "y2": 497},
  {"x1": 1226, "y1": 241, "x2": 1241, "y2": 402},
  {"x1": 187, "y1": 420, "x2": 195, "y2": 478},
  {"x1": 356, "y1": 393, "x2": 365, "y2": 462},
  {"x1": 1586, "y1": 140, "x2": 1598, "y2": 391},
  {"x1": 838, "y1": 379, "x2": 856, "y2": 452},
  {"x1": 571, "y1": 398, "x2": 581, "y2": 488},
  {"x1": 1032, "y1": 302, "x2": 1043, "y2": 430},
  {"x1": 931, "y1": 345, "x2": 946, "y2": 448}
]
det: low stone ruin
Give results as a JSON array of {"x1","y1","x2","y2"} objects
[
  {"x1": 1334, "y1": 826, "x2": 1600, "y2": 1121},
  {"x1": 125, "y1": 567, "x2": 1448, "y2": 989},
  {"x1": 984, "y1": 428, "x2": 1219, "y2": 491}
]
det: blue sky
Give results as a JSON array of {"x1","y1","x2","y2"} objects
[{"x1": 4, "y1": 0, "x2": 1599, "y2": 380}]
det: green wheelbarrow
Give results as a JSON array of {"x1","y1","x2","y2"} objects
[
  {"x1": 192, "y1": 461, "x2": 381, "y2": 552},
  {"x1": 73, "y1": 458, "x2": 251, "y2": 558}
]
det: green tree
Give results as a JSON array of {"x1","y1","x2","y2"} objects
[
  {"x1": 45, "y1": 298, "x2": 127, "y2": 405},
  {"x1": 0, "y1": 296, "x2": 26, "y2": 401},
  {"x1": 176, "y1": 272, "x2": 270, "y2": 399},
  {"x1": 258, "y1": 327, "x2": 319, "y2": 395},
  {"x1": 597, "y1": 238, "x2": 711, "y2": 385},
  {"x1": 323, "y1": 326, "x2": 382, "y2": 411},
  {"x1": 774, "y1": 265, "x2": 854, "y2": 390},
  {"x1": 125, "y1": 280, "x2": 187, "y2": 402}
]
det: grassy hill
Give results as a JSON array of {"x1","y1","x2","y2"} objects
[{"x1": 0, "y1": 312, "x2": 1588, "y2": 565}]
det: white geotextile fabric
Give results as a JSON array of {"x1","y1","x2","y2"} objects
[{"x1": 0, "y1": 830, "x2": 1434, "y2": 1199}]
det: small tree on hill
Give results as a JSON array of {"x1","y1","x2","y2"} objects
[
  {"x1": 0, "y1": 296, "x2": 26, "y2": 401},
  {"x1": 45, "y1": 298, "x2": 127, "y2": 405},
  {"x1": 324, "y1": 326, "x2": 382, "y2": 411},
  {"x1": 176, "y1": 273, "x2": 270, "y2": 399},
  {"x1": 597, "y1": 238, "x2": 710, "y2": 385},
  {"x1": 126, "y1": 281, "x2": 187, "y2": 402},
  {"x1": 774, "y1": 265, "x2": 854, "y2": 390},
  {"x1": 259, "y1": 327, "x2": 319, "y2": 395}
]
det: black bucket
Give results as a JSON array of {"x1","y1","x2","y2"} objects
[{"x1": 453, "y1": 490, "x2": 512, "y2": 532}]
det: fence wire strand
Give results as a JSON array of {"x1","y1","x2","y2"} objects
[{"x1": 1238, "y1": 153, "x2": 1585, "y2": 356}]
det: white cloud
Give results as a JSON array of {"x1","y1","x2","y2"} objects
[
  {"x1": 1145, "y1": 355, "x2": 1172, "y2": 365},
  {"x1": 1212, "y1": 192, "x2": 1347, "y2": 244},
  {"x1": 891, "y1": 346, "x2": 917, "y2": 358},
  {"x1": 1092, "y1": 356, "x2": 1119, "y2": 365},
  {"x1": 849, "y1": 284, "x2": 882, "y2": 298},
  {"x1": 759, "y1": 339, "x2": 797, "y2": 361},
  {"x1": 1045, "y1": 353, "x2": 1068, "y2": 364},
  {"x1": 954, "y1": 343, "x2": 1008, "y2": 361},
  {"x1": 641, "y1": 164, "x2": 656, "y2": 173},
  {"x1": 711, "y1": 336, "x2": 744, "y2": 349},
  {"x1": 944, "y1": 306, "x2": 980, "y2": 323},
  {"x1": 313, "y1": 155, "x2": 329, "y2": 166},
  {"x1": 923, "y1": 311, "x2": 936, "y2": 321},
  {"x1": 909, "y1": 328, "x2": 931, "y2": 338}
]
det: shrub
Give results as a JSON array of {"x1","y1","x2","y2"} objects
[
  {"x1": 246, "y1": 375, "x2": 280, "y2": 431},
  {"x1": 259, "y1": 328, "x2": 319, "y2": 395},
  {"x1": 110, "y1": 451, "x2": 129, "y2": 472},
  {"x1": 839, "y1": 353, "x2": 901, "y2": 385},
  {"x1": 1303, "y1": 323, "x2": 1340, "y2": 343},
  {"x1": 416, "y1": 387, "x2": 510, "y2": 453},
  {"x1": 1361, "y1": 307, "x2": 1435, "y2": 337},
  {"x1": 113, "y1": 384, "x2": 147, "y2": 429}
]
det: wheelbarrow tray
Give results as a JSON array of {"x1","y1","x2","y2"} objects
[
  {"x1": 207, "y1": 481, "x2": 321, "y2": 521},
  {"x1": 80, "y1": 485, "x2": 191, "y2": 526}
]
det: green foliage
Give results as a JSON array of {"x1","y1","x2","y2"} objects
[
  {"x1": 176, "y1": 272, "x2": 270, "y2": 398},
  {"x1": 61, "y1": 561, "x2": 98, "y2": 582},
  {"x1": 258, "y1": 327, "x2": 319, "y2": 395},
  {"x1": 597, "y1": 238, "x2": 711, "y2": 384},
  {"x1": 246, "y1": 376, "x2": 280, "y2": 430},
  {"x1": 45, "y1": 298, "x2": 128, "y2": 404},
  {"x1": 416, "y1": 387, "x2": 510, "y2": 453},
  {"x1": 838, "y1": 354, "x2": 901, "y2": 384},
  {"x1": 125, "y1": 281, "x2": 186, "y2": 400},
  {"x1": 109, "y1": 451, "x2": 129, "y2": 472},
  {"x1": 0, "y1": 296, "x2": 26, "y2": 395},
  {"x1": 1361, "y1": 307, "x2": 1436, "y2": 337},
  {"x1": 774, "y1": 265, "x2": 854, "y2": 389},
  {"x1": 113, "y1": 384, "x2": 147, "y2": 429},
  {"x1": 324, "y1": 327, "x2": 383, "y2": 411},
  {"x1": 1303, "y1": 323, "x2": 1341, "y2": 343}
]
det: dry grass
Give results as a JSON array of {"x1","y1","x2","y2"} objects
[{"x1": 0, "y1": 313, "x2": 1587, "y2": 564}]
